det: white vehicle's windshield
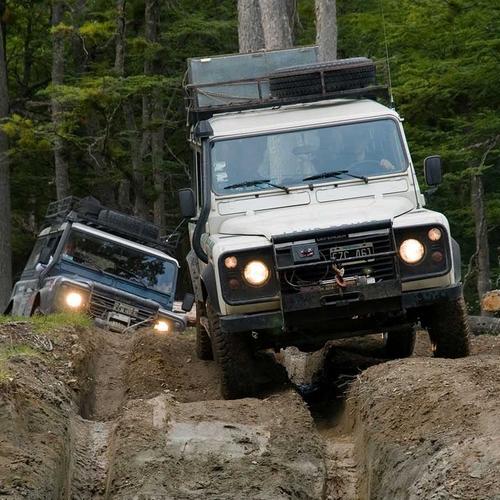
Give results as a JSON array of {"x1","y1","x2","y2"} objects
[
  {"x1": 60, "y1": 230, "x2": 176, "y2": 295},
  {"x1": 211, "y1": 119, "x2": 408, "y2": 195}
]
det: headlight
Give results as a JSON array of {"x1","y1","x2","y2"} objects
[
  {"x1": 243, "y1": 260, "x2": 270, "y2": 286},
  {"x1": 65, "y1": 291, "x2": 84, "y2": 308},
  {"x1": 154, "y1": 320, "x2": 170, "y2": 332},
  {"x1": 399, "y1": 238, "x2": 425, "y2": 264}
]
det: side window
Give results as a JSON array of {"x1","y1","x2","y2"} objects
[
  {"x1": 23, "y1": 237, "x2": 48, "y2": 271},
  {"x1": 23, "y1": 233, "x2": 62, "y2": 273}
]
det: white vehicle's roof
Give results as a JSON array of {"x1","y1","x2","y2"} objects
[{"x1": 209, "y1": 99, "x2": 400, "y2": 138}]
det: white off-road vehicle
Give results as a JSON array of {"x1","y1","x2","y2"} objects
[{"x1": 179, "y1": 47, "x2": 470, "y2": 398}]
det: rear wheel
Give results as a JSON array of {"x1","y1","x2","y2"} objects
[
  {"x1": 385, "y1": 325, "x2": 416, "y2": 359},
  {"x1": 206, "y1": 302, "x2": 257, "y2": 399},
  {"x1": 425, "y1": 297, "x2": 471, "y2": 358},
  {"x1": 195, "y1": 301, "x2": 213, "y2": 360}
]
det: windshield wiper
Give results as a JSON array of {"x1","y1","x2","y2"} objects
[
  {"x1": 303, "y1": 170, "x2": 368, "y2": 184},
  {"x1": 224, "y1": 179, "x2": 290, "y2": 193}
]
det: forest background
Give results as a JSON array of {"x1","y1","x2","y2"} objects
[{"x1": 0, "y1": 0, "x2": 499, "y2": 311}]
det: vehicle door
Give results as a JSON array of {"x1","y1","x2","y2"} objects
[{"x1": 13, "y1": 233, "x2": 61, "y2": 316}]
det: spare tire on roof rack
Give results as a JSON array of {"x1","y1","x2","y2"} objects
[
  {"x1": 269, "y1": 57, "x2": 376, "y2": 99},
  {"x1": 97, "y1": 209, "x2": 160, "y2": 242}
]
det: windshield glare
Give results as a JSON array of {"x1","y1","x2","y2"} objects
[
  {"x1": 61, "y1": 230, "x2": 175, "y2": 295},
  {"x1": 212, "y1": 119, "x2": 408, "y2": 194}
]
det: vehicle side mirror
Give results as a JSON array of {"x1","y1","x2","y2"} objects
[
  {"x1": 181, "y1": 293, "x2": 195, "y2": 312},
  {"x1": 39, "y1": 246, "x2": 52, "y2": 265},
  {"x1": 178, "y1": 188, "x2": 196, "y2": 219},
  {"x1": 424, "y1": 155, "x2": 442, "y2": 186}
]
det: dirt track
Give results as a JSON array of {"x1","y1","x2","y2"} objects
[{"x1": 0, "y1": 322, "x2": 499, "y2": 499}]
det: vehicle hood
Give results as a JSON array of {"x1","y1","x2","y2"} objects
[{"x1": 218, "y1": 196, "x2": 414, "y2": 240}]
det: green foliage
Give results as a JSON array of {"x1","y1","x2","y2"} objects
[
  {"x1": 30, "y1": 312, "x2": 92, "y2": 332},
  {"x1": 0, "y1": 344, "x2": 39, "y2": 360},
  {"x1": 0, "y1": 313, "x2": 91, "y2": 330}
]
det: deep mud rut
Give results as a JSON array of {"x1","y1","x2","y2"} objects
[
  {"x1": 1, "y1": 323, "x2": 500, "y2": 499},
  {"x1": 63, "y1": 330, "x2": 131, "y2": 499}
]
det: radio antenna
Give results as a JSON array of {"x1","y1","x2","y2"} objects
[{"x1": 379, "y1": 0, "x2": 395, "y2": 108}]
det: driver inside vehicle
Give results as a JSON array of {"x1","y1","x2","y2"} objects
[{"x1": 334, "y1": 127, "x2": 397, "y2": 174}]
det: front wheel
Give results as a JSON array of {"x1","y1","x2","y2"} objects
[
  {"x1": 207, "y1": 302, "x2": 257, "y2": 399},
  {"x1": 385, "y1": 325, "x2": 416, "y2": 359},
  {"x1": 424, "y1": 297, "x2": 471, "y2": 358}
]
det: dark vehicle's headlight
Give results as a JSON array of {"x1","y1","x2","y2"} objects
[
  {"x1": 65, "y1": 291, "x2": 85, "y2": 309},
  {"x1": 154, "y1": 319, "x2": 170, "y2": 332},
  {"x1": 57, "y1": 283, "x2": 90, "y2": 311},
  {"x1": 154, "y1": 310, "x2": 186, "y2": 333},
  {"x1": 395, "y1": 225, "x2": 450, "y2": 281},
  {"x1": 219, "y1": 248, "x2": 278, "y2": 304}
]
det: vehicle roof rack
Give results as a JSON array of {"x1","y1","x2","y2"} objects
[
  {"x1": 44, "y1": 197, "x2": 179, "y2": 255},
  {"x1": 185, "y1": 46, "x2": 389, "y2": 125}
]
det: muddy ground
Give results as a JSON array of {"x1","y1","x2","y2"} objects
[{"x1": 0, "y1": 321, "x2": 499, "y2": 499}]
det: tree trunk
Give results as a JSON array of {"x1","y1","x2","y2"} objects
[
  {"x1": 0, "y1": 18, "x2": 12, "y2": 311},
  {"x1": 51, "y1": 1, "x2": 70, "y2": 199},
  {"x1": 258, "y1": 0, "x2": 294, "y2": 50},
  {"x1": 114, "y1": 0, "x2": 126, "y2": 74},
  {"x1": 315, "y1": 0, "x2": 337, "y2": 61},
  {"x1": 21, "y1": 6, "x2": 34, "y2": 95},
  {"x1": 146, "y1": 0, "x2": 165, "y2": 232},
  {"x1": 139, "y1": 0, "x2": 163, "y2": 223},
  {"x1": 114, "y1": 0, "x2": 133, "y2": 212},
  {"x1": 237, "y1": 0, "x2": 265, "y2": 53},
  {"x1": 152, "y1": 96, "x2": 165, "y2": 233},
  {"x1": 471, "y1": 174, "x2": 492, "y2": 316}
]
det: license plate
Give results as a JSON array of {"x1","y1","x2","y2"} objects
[
  {"x1": 113, "y1": 301, "x2": 138, "y2": 316},
  {"x1": 330, "y1": 242, "x2": 374, "y2": 265}
]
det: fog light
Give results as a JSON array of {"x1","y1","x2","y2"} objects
[
  {"x1": 428, "y1": 227, "x2": 442, "y2": 241},
  {"x1": 431, "y1": 251, "x2": 444, "y2": 263},
  {"x1": 399, "y1": 239, "x2": 425, "y2": 264},
  {"x1": 224, "y1": 256, "x2": 238, "y2": 269},
  {"x1": 243, "y1": 260, "x2": 270, "y2": 286},
  {"x1": 154, "y1": 320, "x2": 169, "y2": 332},
  {"x1": 229, "y1": 278, "x2": 240, "y2": 290},
  {"x1": 65, "y1": 291, "x2": 83, "y2": 309}
]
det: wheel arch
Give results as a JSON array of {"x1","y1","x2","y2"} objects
[
  {"x1": 3, "y1": 300, "x2": 13, "y2": 315},
  {"x1": 201, "y1": 264, "x2": 221, "y2": 314}
]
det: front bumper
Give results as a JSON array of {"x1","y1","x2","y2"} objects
[
  {"x1": 48, "y1": 278, "x2": 186, "y2": 332},
  {"x1": 219, "y1": 283, "x2": 463, "y2": 334}
]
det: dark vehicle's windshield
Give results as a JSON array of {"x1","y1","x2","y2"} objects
[
  {"x1": 60, "y1": 230, "x2": 176, "y2": 296},
  {"x1": 212, "y1": 119, "x2": 408, "y2": 195}
]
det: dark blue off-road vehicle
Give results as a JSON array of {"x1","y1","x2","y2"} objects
[{"x1": 6, "y1": 197, "x2": 189, "y2": 333}]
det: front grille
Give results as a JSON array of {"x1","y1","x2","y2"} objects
[
  {"x1": 89, "y1": 289, "x2": 156, "y2": 326},
  {"x1": 274, "y1": 224, "x2": 397, "y2": 292}
]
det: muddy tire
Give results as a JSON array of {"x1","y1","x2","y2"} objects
[
  {"x1": 385, "y1": 325, "x2": 416, "y2": 359},
  {"x1": 206, "y1": 302, "x2": 257, "y2": 399},
  {"x1": 425, "y1": 297, "x2": 471, "y2": 358},
  {"x1": 195, "y1": 302, "x2": 213, "y2": 360}
]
